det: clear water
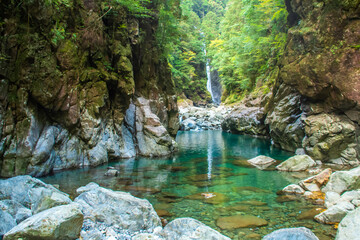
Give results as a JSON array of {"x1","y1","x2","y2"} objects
[{"x1": 41, "y1": 130, "x2": 336, "y2": 239}]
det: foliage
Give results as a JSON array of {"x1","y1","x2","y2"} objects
[
  {"x1": 112, "y1": 0, "x2": 152, "y2": 18},
  {"x1": 208, "y1": 0, "x2": 288, "y2": 99}
]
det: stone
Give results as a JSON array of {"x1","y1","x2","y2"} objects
[
  {"x1": 282, "y1": 184, "x2": 305, "y2": 195},
  {"x1": 237, "y1": 200, "x2": 267, "y2": 206},
  {"x1": 216, "y1": 215, "x2": 268, "y2": 230},
  {"x1": 0, "y1": 200, "x2": 32, "y2": 223},
  {"x1": 29, "y1": 187, "x2": 72, "y2": 214},
  {"x1": 322, "y1": 166, "x2": 360, "y2": 194},
  {"x1": 0, "y1": 175, "x2": 70, "y2": 209},
  {"x1": 0, "y1": 210, "x2": 17, "y2": 239},
  {"x1": 276, "y1": 155, "x2": 316, "y2": 172},
  {"x1": 180, "y1": 118, "x2": 197, "y2": 131},
  {"x1": 299, "y1": 168, "x2": 332, "y2": 189},
  {"x1": 247, "y1": 155, "x2": 276, "y2": 170},
  {"x1": 3, "y1": 204, "x2": 83, "y2": 240},
  {"x1": 155, "y1": 209, "x2": 173, "y2": 217},
  {"x1": 297, "y1": 208, "x2": 325, "y2": 220},
  {"x1": 336, "y1": 207, "x2": 360, "y2": 240},
  {"x1": 263, "y1": 227, "x2": 319, "y2": 240},
  {"x1": 163, "y1": 218, "x2": 231, "y2": 240},
  {"x1": 324, "y1": 192, "x2": 341, "y2": 209},
  {"x1": 104, "y1": 169, "x2": 119, "y2": 176},
  {"x1": 74, "y1": 183, "x2": 161, "y2": 233},
  {"x1": 185, "y1": 192, "x2": 227, "y2": 205},
  {"x1": 314, "y1": 201, "x2": 354, "y2": 224}
]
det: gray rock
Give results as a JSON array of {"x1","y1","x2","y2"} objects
[
  {"x1": 104, "y1": 169, "x2": 119, "y2": 176},
  {"x1": 324, "y1": 192, "x2": 341, "y2": 209},
  {"x1": 263, "y1": 227, "x2": 319, "y2": 240},
  {"x1": 0, "y1": 200, "x2": 32, "y2": 223},
  {"x1": 162, "y1": 218, "x2": 231, "y2": 240},
  {"x1": 0, "y1": 210, "x2": 17, "y2": 238},
  {"x1": 3, "y1": 204, "x2": 83, "y2": 240},
  {"x1": 282, "y1": 184, "x2": 305, "y2": 195},
  {"x1": 74, "y1": 183, "x2": 161, "y2": 233},
  {"x1": 0, "y1": 175, "x2": 68, "y2": 209},
  {"x1": 322, "y1": 166, "x2": 360, "y2": 194},
  {"x1": 276, "y1": 155, "x2": 316, "y2": 172},
  {"x1": 336, "y1": 207, "x2": 360, "y2": 240},
  {"x1": 302, "y1": 113, "x2": 358, "y2": 165},
  {"x1": 314, "y1": 201, "x2": 354, "y2": 224},
  {"x1": 222, "y1": 106, "x2": 266, "y2": 136},
  {"x1": 247, "y1": 155, "x2": 276, "y2": 170},
  {"x1": 181, "y1": 118, "x2": 197, "y2": 131},
  {"x1": 29, "y1": 187, "x2": 72, "y2": 214}
]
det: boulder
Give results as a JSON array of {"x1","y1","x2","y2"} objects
[
  {"x1": 336, "y1": 207, "x2": 360, "y2": 240},
  {"x1": 104, "y1": 169, "x2": 119, "y2": 176},
  {"x1": 314, "y1": 202, "x2": 354, "y2": 224},
  {"x1": 276, "y1": 155, "x2": 316, "y2": 172},
  {"x1": 3, "y1": 204, "x2": 83, "y2": 240},
  {"x1": 0, "y1": 210, "x2": 17, "y2": 239},
  {"x1": 74, "y1": 183, "x2": 161, "y2": 233},
  {"x1": 282, "y1": 184, "x2": 305, "y2": 195},
  {"x1": 163, "y1": 218, "x2": 230, "y2": 240},
  {"x1": 180, "y1": 118, "x2": 197, "y2": 131},
  {"x1": 322, "y1": 166, "x2": 360, "y2": 194},
  {"x1": 299, "y1": 168, "x2": 332, "y2": 190},
  {"x1": 247, "y1": 155, "x2": 276, "y2": 170},
  {"x1": 0, "y1": 175, "x2": 70, "y2": 210},
  {"x1": 0, "y1": 200, "x2": 32, "y2": 223},
  {"x1": 324, "y1": 192, "x2": 341, "y2": 209},
  {"x1": 263, "y1": 227, "x2": 319, "y2": 240}
]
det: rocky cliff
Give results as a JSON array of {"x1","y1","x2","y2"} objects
[
  {"x1": 0, "y1": 0, "x2": 179, "y2": 177},
  {"x1": 223, "y1": 0, "x2": 360, "y2": 166}
]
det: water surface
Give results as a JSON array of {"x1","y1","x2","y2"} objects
[{"x1": 41, "y1": 130, "x2": 336, "y2": 239}]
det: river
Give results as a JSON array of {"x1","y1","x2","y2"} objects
[{"x1": 41, "y1": 130, "x2": 336, "y2": 239}]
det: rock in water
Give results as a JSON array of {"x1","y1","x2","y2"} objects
[
  {"x1": 247, "y1": 155, "x2": 276, "y2": 170},
  {"x1": 163, "y1": 218, "x2": 231, "y2": 240},
  {"x1": 74, "y1": 183, "x2": 161, "y2": 233},
  {"x1": 276, "y1": 155, "x2": 316, "y2": 172},
  {"x1": 336, "y1": 207, "x2": 360, "y2": 240},
  {"x1": 216, "y1": 215, "x2": 268, "y2": 230},
  {"x1": 263, "y1": 227, "x2": 319, "y2": 240},
  {"x1": 3, "y1": 204, "x2": 83, "y2": 240}
]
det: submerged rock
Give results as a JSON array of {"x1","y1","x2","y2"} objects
[
  {"x1": 3, "y1": 204, "x2": 83, "y2": 240},
  {"x1": 282, "y1": 184, "x2": 305, "y2": 195},
  {"x1": 263, "y1": 227, "x2": 319, "y2": 240},
  {"x1": 276, "y1": 155, "x2": 316, "y2": 172},
  {"x1": 216, "y1": 214, "x2": 268, "y2": 230}
]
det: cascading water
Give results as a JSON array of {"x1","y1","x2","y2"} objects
[
  {"x1": 204, "y1": 47, "x2": 214, "y2": 103},
  {"x1": 204, "y1": 45, "x2": 222, "y2": 105}
]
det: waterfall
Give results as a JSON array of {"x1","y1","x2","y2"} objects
[{"x1": 204, "y1": 48, "x2": 215, "y2": 103}]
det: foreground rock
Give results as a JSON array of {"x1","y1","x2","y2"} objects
[
  {"x1": 336, "y1": 207, "x2": 360, "y2": 240},
  {"x1": 0, "y1": 210, "x2": 17, "y2": 239},
  {"x1": 314, "y1": 202, "x2": 355, "y2": 224},
  {"x1": 3, "y1": 204, "x2": 83, "y2": 240},
  {"x1": 216, "y1": 214, "x2": 268, "y2": 230},
  {"x1": 263, "y1": 227, "x2": 319, "y2": 240},
  {"x1": 247, "y1": 155, "x2": 276, "y2": 170},
  {"x1": 276, "y1": 155, "x2": 316, "y2": 172},
  {"x1": 162, "y1": 218, "x2": 230, "y2": 240},
  {"x1": 322, "y1": 166, "x2": 360, "y2": 194},
  {"x1": 0, "y1": 200, "x2": 32, "y2": 224},
  {"x1": 0, "y1": 175, "x2": 71, "y2": 211},
  {"x1": 75, "y1": 183, "x2": 161, "y2": 237}
]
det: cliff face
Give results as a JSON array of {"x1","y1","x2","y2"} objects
[
  {"x1": 0, "y1": 0, "x2": 179, "y2": 177},
  {"x1": 225, "y1": 0, "x2": 360, "y2": 166},
  {"x1": 268, "y1": 0, "x2": 360, "y2": 165}
]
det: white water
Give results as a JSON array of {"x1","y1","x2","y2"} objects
[{"x1": 204, "y1": 47, "x2": 215, "y2": 103}]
